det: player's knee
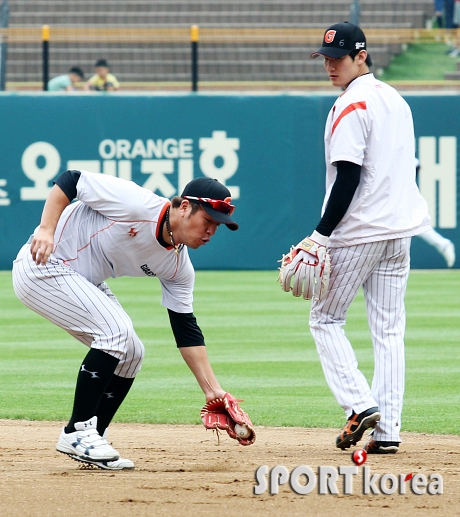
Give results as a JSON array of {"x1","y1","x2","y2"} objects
[
  {"x1": 132, "y1": 340, "x2": 145, "y2": 364},
  {"x1": 123, "y1": 333, "x2": 145, "y2": 365},
  {"x1": 112, "y1": 320, "x2": 137, "y2": 347},
  {"x1": 115, "y1": 340, "x2": 145, "y2": 378},
  {"x1": 96, "y1": 321, "x2": 140, "y2": 359}
]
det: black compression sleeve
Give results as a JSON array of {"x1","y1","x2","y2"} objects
[
  {"x1": 167, "y1": 309, "x2": 205, "y2": 348},
  {"x1": 54, "y1": 170, "x2": 82, "y2": 201},
  {"x1": 315, "y1": 161, "x2": 361, "y2": 237}
]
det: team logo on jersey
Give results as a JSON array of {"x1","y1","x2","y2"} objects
[
  {"x1": 324, "y1": 30, "x2": 336, "y2": 43},
  {"x1": 140, "y1": 264, "x2": 156, "y2": 277},
  {"x1": 128, "y1": 227, "x2": 139, "y2": 237}
]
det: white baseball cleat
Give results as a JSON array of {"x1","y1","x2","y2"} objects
[
  {"x1": 76, "y1": 457, "x2": 135, "y2": 470},
  {"x1": 442, "y1": 241, "x2": 456, "y2": 268},
  {"x1": 86, "y1": 427, "x2": 135, "y2": 470},
  {"x1": 56, "y1": 416, "x2": 120, "y2": 462}
]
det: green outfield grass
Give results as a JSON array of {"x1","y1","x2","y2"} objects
[
  {"x1": 0, "y1": 269, "x2": 459, "y2": 434},
  {"x1": 379, "y1": 43, "x2": 458, "y2": 81}
]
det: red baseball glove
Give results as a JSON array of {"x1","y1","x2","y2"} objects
[{"x1": 201, "y1": 392, "x2": 256, "y2": 446}]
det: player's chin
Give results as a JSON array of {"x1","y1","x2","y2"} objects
[
  {"x1": 329, "y1": 76, "x2": 340, "y2": 85},
  {"x1": 188, "y1": 238, "x2": 210, "y2": 249}
]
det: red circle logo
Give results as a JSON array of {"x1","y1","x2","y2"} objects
[
  {"x1": 351, "y1": 449, "x2": 367, "y2": 466},
  {"x1": 324, "y1": 30, "x2": 336, "y2": 44}
]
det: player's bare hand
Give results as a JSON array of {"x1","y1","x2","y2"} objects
[
  {"x1": 205, "y1": 388, "x2": 226, "y2": 403},
  {"x1": 30, "y1": 228, "x2": 55, "y2": 265}
]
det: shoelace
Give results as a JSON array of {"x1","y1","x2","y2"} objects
[{"x1": 343, "y1": 415, "x2": 359, "y2": 433}]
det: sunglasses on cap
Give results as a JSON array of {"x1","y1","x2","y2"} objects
[{"x1": 183, "y1": 196, "x2": 236, "y2": 216}]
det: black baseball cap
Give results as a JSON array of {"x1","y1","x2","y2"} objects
[
  {"x1": 310, "y1": 21, "x2": 367, "y2": 59},
  {"x1": 181, "y1": 177, "x2": 239, "y2": 231}
]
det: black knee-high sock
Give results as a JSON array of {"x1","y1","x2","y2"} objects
[
  {"x1": 65, "y1": 348, "x2": 120, "y2": 433},
  {"x1": 95, "y1": 375, "x2": 135, "y2": 435}
]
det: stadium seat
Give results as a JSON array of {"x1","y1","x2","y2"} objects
[{"x1": 4, "y1": 0, "x2": 435, "y2": 86}]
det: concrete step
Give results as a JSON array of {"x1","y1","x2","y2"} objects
[
  {"x1": 9, "y1": 11, "x2": 428, "y2": 28},
  {"x1": 7, "y1": 0, "x2": 434, "y2": 8},
  {"x1": 7, "y1": 41, "x2": 395, "y2": 57},
  {"x1": 444, "y1": 71, "x2": 460, "y2": 80},
  {"x1": 6, "y1": 45, "x2": 394, "y2": 82}
]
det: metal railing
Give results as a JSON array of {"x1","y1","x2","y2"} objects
[{"x1": 1, "y1": 26, "x2": 456, "y2": 44}]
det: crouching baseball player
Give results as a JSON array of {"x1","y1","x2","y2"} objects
[{"x1": 12, "y1": 170, "x2": 255, "y2": 470}]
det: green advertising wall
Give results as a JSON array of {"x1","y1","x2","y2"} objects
[{"x1": 0, "y1": 92, "x2": 458, "y2": 270}]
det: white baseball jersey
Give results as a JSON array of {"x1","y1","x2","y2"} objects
[
  {"x1": 38, "y1": 171, "x2": 195, "y2": 313},
  {"x1": 323, "y1": 73, "x2": 431, "y2": 247},
  {"x1": 12, "y1": 171, "x2": 197, "y2": 378}
]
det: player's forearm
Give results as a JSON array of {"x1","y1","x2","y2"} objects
[
  {"x1": 38, "y1": 184, "x2": 70, "y2": 231},
  {"x1": 179, "y1": 346, "x2": 226, "y2": 402},
  {"x1": 316, "y1": 160, "x2": 361, "y2": 236},
  {"x1": 31, "y1": 184, "x2": 70, "y2": 265}
]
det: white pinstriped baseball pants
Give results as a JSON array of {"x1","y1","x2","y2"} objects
[
  {"x1": 12, "y1": 244, "x2": 145, "y2": 379},
  {"x1": 310, "y1": 237, "x2": 411, "y2": 442}
]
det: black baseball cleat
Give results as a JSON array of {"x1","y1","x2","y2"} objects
[
  {"x1": 364, "y1": 439, "x2": 399, "y2": 454},
  {"x1": 336, "y1": 407, "x2": 381, "y2": 450}
]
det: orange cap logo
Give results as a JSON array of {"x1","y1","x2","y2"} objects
[{"x1": 324, "y1": 30, "x2": 336, "y2": 44}]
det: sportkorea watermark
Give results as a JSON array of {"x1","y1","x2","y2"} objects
[{"x1": 254, "y1": 451, "x2": 443, "y2": 496}]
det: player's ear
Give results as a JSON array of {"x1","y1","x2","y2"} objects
[
  {"x1": 357, "y1": 50, "x2": 368, "y2": 65},
  {"x1": 179, "y1": 199, "x2": 190, "y2": 217}
]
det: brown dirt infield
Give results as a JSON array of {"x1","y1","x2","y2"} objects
[{"x1": 1, "y1": 420, "x2": 458, "y2": 517}]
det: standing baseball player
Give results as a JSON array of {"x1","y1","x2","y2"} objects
[
  {"x1": 279, "y1": 22, "x2": 430, "y2": 454},
  {"x1": 12, "y1": 170, "x2": 255, "y2": 470}
]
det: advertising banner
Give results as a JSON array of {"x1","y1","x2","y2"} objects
[{"x1": 0, "y1": 93, "x2": 457, "y2": 270}]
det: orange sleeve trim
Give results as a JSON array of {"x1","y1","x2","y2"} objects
[
  {"x1": 331, "y1": 101, "x2": 366, "y2": 135},
  {"x1": 155, "y1": 200, "x2": 180, "y2": 277},
  {"x1": 155, "y1": 201, "x2": 172, "y2": 247}
]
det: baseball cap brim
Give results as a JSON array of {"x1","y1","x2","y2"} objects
[
  {"x1": 201, "y1": 204, "x2": 239, "y2": 231},
  {"x1": 310, "y1": 47, "x2": 352, "y2": 59},
  {"x1": 181, "y1": 177, "x2": 239, "y2": 231}
]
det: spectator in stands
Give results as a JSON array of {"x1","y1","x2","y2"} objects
[
  {"x1": 449, "y1": 0, "x2": 460, "y2": 56},
  {"x1": 48, "y1": 67, "x2": 84, "y2": 92},
  {"x1": 435, "y1": 0, "x2": 444, "y2": 27},
  {"x1": 84, "y1": 59, "x2": 120, "y2": 91},
  {"x1": 456, "y1": 0, "x2": 460, "y2": 27},
  {"x1": 435, "y1": 0, "x2": 459, "y2": 54},
  {"x1": 435, "y1": 0, "x2": 455, "y2": 28}
]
